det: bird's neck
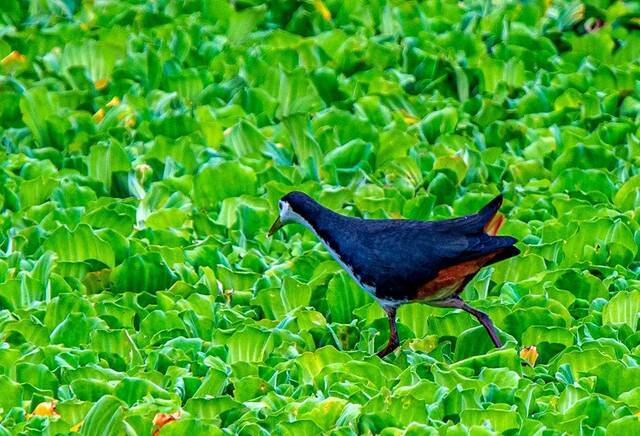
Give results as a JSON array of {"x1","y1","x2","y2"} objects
[
  {"x1": 289, "y1": 201, "x2": 346, "y2": 238},
  {"x1": 289, "y1": 202, "x2": 374, "y2": 294}
]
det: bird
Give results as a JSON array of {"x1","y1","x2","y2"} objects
[{"x1": 268, "y1": 191, "x2": 520, "y2": 357}]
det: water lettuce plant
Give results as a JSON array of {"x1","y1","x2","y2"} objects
[{"x1": 1, "y1": 0, "x2": 640, "y2": 434}]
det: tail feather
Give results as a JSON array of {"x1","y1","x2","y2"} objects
[
  {"x1": 486, "y1": 244, "x2": 520, "y2": 266},
  {"x1": 477, "y1": 194, "x2": 506, "y2": 236},
  {"x1": 466, "y1": 233, "x2": 519, "y2": 260},
  {"x1": 483, "y1": 213, "x2": 505, "y2": 236},
  {"x1": 458, "y1": 195, "x2": 519, "y2": 269},
  {"x1": 450, "y1": 194, "x2": 505, "y2": 235},
  {"x1": 477, "y1": 193, "x2": 503, "y2": 220}
]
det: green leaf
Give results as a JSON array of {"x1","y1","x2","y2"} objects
[
  {"x1": 193, "y1": 161, "x2": 257, "y2": 209},
  {"x1": 492, "y1": 254, "x2": 546, "y2": 284},
  {"x1": 217, "y1": 195, "x2": 271, "y2": 238},
  {"x1": 0, "y1": 376, "x2": 23, "y2": 412},
  {"x1": 591, "y1": 361, "x2": 640, "y2": 398},
  {"x1": 87, "y1": 141, "x2": 131, "y2": 192},
  {"x1": 90, "y1": 329, "x2": 143, "y2": 366},
  {"x1": 327, "y1": 272, "x2": 375, "y2": 323},
  {"x1": 602, "y1": 290, "x2": 640, "y2": 331},
  {"x1": 19, "y1": 176, "x2": 56, "y2": 209},
  {"x1": 51, "y1": 313, "x2": 106, "y2": 347},
  {"x1": 19, "y1": 87, "x2": 67, "y2": 149},
  {"x1": 114, "y1": 377, "x2": 172, "y2": 406},
  {"x1": 111, "y1": 252, "x2": 177, "y2": 293},
  {"x1": 277, "y1": 420, "x2": 324, "y2": 436},
  {"x1": 223, "y1": 119, "x2": 267, "y2": 157},
  {"x1": 276, "y1": 67, "x2": 324, "y2": 119},
  {"x1": 552, "y1": 144, "x2": 616, "y2": 175},
  {"x1": 522, "y1": 325, "x2": 574, "y2": 348},
  {"x1": 615, "y1": 175, "x2": 640, "y2": 211},
  {"x1": 460, "y1": 407, "x2": 521, "y2": 433},
  {"x1": 0, "y1": 276, "x2": 43, "y2": 310},
  {"x1": 44, "y1": 224, "x2": 115, "y2": 268},
  {"x1": 61, "y1": 39, "x2": 120, "y2": 83},
  {"x1": 283, "y1": 114, "x2": 323, "y2": 179},
  {"x1": 294, "y1": 347, "x2": 352, "y2": 384},
  {"x1": 607, "y1": 416, "x2": 640, "y2": 435},
  {"x1": 226, "y1": 326, "x2": 273, "y2": 364},
  {"x1": 420, "y1": 108, "x2": 458, "y2": 143},
  {"x1": 16, "y1": 361, "x2": 58, "y2": 394},
  {"x1": 80, "y1": 395, "x2": 126, "y2": 436},
  {"x1": 183, "y1": 396, "x2": 244, "y2": 423},
  {"x1": 159, "y1": 418, "x2": 224, "y2": 435}
]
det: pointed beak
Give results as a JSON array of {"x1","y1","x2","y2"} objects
[{"x1": 268, "y1": 217, "x2": 284, "y2": 237}]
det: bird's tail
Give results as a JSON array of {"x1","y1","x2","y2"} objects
[
  {"x1": 477, "y1": 194, "x2": 505, "y2": 236},
  {"x1": 451, "y1": 194, "x2": 510, "y2": 237},
  {"x1": 483, "y1": 212, "x2": 505, "y2": 236},
  {"x1": 466, "y1": 194, "x2": 519, "y2": 264}
]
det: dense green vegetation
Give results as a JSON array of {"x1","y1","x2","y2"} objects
[{"x1": 2, "y1": 0, "x2": 640, "y2": 434}]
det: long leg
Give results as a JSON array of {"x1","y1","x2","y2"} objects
[
  {"x1": 430, "y1": 296, "x2": 503, "y2": 347},
  {"x1": 377, "y1": 306, "x2": 399, "y2": 357}
]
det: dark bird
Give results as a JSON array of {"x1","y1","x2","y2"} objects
[{"x1": 268, "y1": 191, "x2": 520, "y2": 357}]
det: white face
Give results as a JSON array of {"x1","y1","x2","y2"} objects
[{"x1": 278, "y1": 200, "x2": 302, "y2": 225}]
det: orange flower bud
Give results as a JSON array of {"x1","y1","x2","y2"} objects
[
  {"x1": 153, "y1": 411, "x2": 181, "y2": 435},
  {"x1": 31, "y1": 401, "x2": 60, "y2": 418},
  {"x1": 520, "y1": 345, "x2": 539, "y2": 367},
  {"x1": 1, "y1": 50, "x2": 26, "y2": 66}
]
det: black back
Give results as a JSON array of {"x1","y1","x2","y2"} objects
[{"x1": 283, "y1": 192, "x2": 519, "y2": 300}]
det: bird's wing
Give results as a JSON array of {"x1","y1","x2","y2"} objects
[
  {"x1": 316, "y1": 194, "x2": 516, "y2": 300},
  {"x1": 334, "y1": 222, "x2": 468, "y2": 294},
  {"x1": 337, "y1": 219, "x2": 517, "y2": 300}
]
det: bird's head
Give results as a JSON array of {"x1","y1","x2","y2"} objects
[{"x1": 268, "y1": 191, "x2": 314, "y2": 236}]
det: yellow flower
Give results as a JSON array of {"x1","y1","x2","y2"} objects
[
  {"x1": 95, "y1": 78, "x2": 109, "y2": 90},
  {"x1": 313, "y1": 0, "x2": 332, "y2": 21},
  {"x1": 106, "y1": 96, "x2": 121, "y2": 107},
  {"x1": 520, "y1": 345, "x2": 539, "y2": 367},
  {"x1": 70, "y1": 421, "x2": 83, "y2": 432},
  {"x1": 1, "y1": 50, "x2": 27, "y2": 67},
  {"x1": 400, "y1": 110, "x2": 419, "y2": 125},
  {"x1": 93, "y1": 108, "x2": 105, "y2": 123},
  {"x1": 31, "y1": 401, "x2": 60, "y2": 418}
]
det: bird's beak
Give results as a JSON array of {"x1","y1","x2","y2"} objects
[{"x1": 268, "y1": 217, "x2": 284, "y2": 236}]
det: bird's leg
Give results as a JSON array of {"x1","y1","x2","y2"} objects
[
  {"x1": 377, "y1": 306, "x2": 399, "y2": 357},
  {"x1": 430, "y1": 296, "x2": 503, "y2": 348}
]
